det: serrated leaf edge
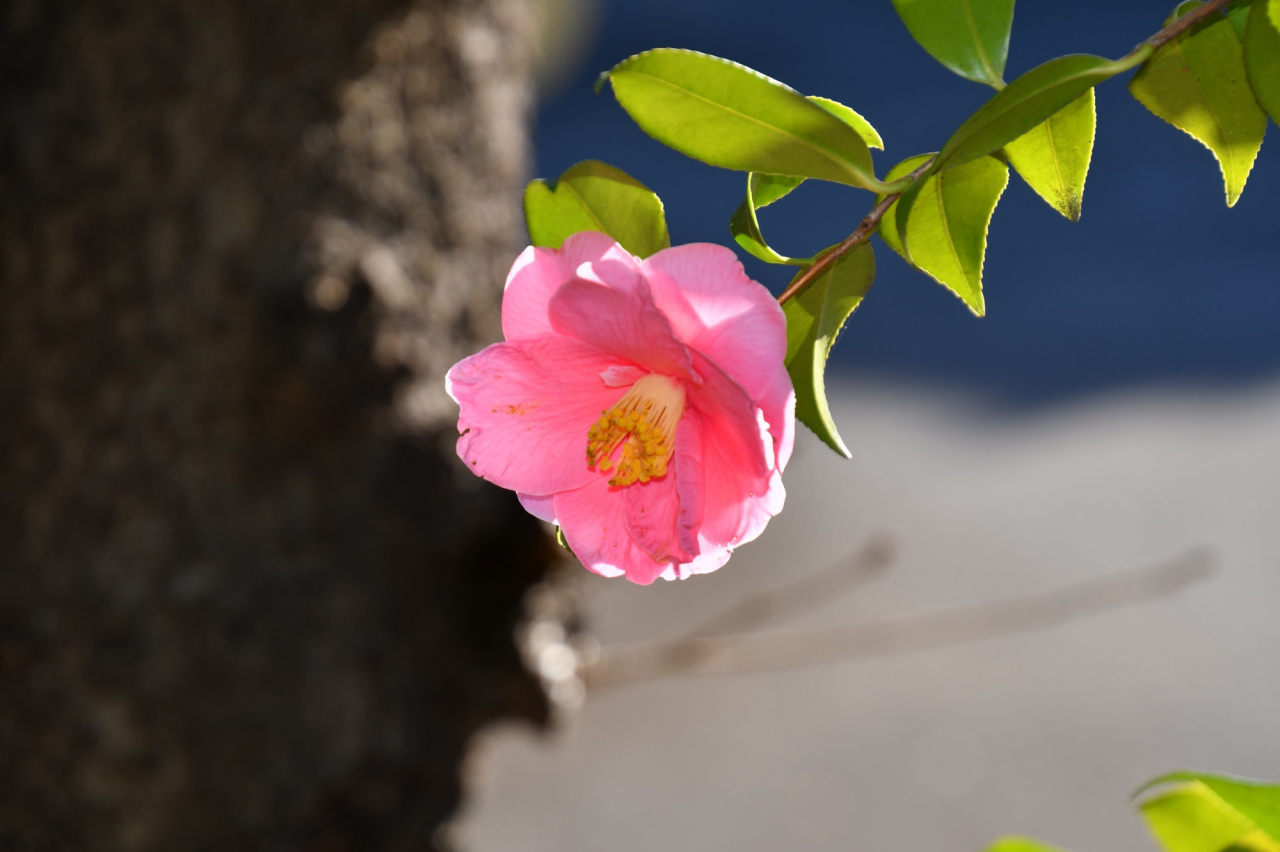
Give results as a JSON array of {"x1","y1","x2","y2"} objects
[
  {"x1": 1130, "y1": 29, "x2": 1265, "y2": 207},
  {"x1": 604, "y1": 48, "x2": 884, "y2": 191}
]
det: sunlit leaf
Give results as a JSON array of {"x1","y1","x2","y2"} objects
[
  {"x1": 890, "y1": 0, "x2": 1016, "y2": 88},
  {"x1": 524, "y1": 160, "x2": 669, "y2": 257},
  {"x1": 938, "y1": 53, "x2": 1119, "y2": 170},
  {"x1": 986, "y1": 837, "x2": 1073, "y2": 852},
  {"x1": 1004, "y1": 89, "x2": 1096, "y2": 220},
  {"x1": 1135, "y1": 772, "x2": 1280, "y2": 852},
  {"x1": 879, "y1": 153, "x2": 1008, "y2": 316},
  {"x1": 555, "y1": 525, "x2": 576, "y2": 556},
  {"x1": 729, "y1": 174, "x2": 813, "y2": 266},
  {"x1": 602, "y1": 49, "x2": 884, "y2": 191},
  {"x1": 1129, "y1": 3, "x2": 1267, "y2": 207},
  {"x1": 751, "y1": 173, "x2": 806, "y2": 208},
  {"x1": 1272, "y1": 0, "x2": 1280, "y2": 31},
  {"x1": 783, "y1": 242, "x2": 875, "y2": 457},
  {"x1": 808, "y1": 96, "x2": 885, "y2": 149},
  {"x1": 728, "y1": 95, "x2": 883, "y2": 258},
  {"x1": 1245, "y1": 0, "x2": 1280, "y2": 125}
]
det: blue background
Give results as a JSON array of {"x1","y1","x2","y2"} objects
[{"x1": 533, "y1": 0, "x2": 1280, "y2": 408}]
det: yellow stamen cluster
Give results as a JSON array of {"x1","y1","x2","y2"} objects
[{"x1": 586, "y1": 374, "x2": 686, "y2": 487}]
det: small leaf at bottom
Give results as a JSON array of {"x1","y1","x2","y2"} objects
[{"x1": 1136, "y1": 773, "x2": 1280, "y2": 852}]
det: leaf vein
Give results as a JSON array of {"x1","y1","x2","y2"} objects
[{"x1": 621, "y1": 70, "x2": 871, "y2": 186}]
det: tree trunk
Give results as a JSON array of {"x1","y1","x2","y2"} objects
[{"x1": 0, "y1": 0, "x2": 557, "y2": 848}]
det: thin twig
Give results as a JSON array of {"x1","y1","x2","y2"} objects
[
  {"x1": 775, "y1": 0, "x2": 1232, "y2": 307},
  {"x1": 776, "y1": 159, "x2": 932, "y2": 305},
  {"x1": 678, "y1": 530, "x2": 901, "y2": 639},
  {"x1": 1141, "y1": 0, "x2": 1231, "y2": 52},
  {"x1": 584, "y1": 546, "x2": 1217, "y2": 690}
]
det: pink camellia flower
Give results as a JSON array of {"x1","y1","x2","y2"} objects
[{"x1": 446, "y1": 232, "x2": 795, "y2": 584}]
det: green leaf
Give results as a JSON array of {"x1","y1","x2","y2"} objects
[
  {"x1": 1129, "y1": 3, "x2": 1267, "y2": 207},
  {"x1": 728, "y1": 96, "x2": 883, "y2": 260},
  {"x1": 1272, "y1": 0, "x2": 1280, "y2": 31},
  {"x1": 1172, "y1": 0, "x2": 1211, "y2": 23},
  {"x1": 751, "y1": 173, "x2": 806, "y2": 208},
  {"x1": 1245, "y1": 0, "x2": 1280, "y2": 125},
  {"x1": 729, "y1": 174, "x2": 813, "y2": 266},
  {"x1": 986, "y1": 837, "x2": 1072, "y2": 852},
  {"x1": 1135, "y1": 772, "x2": 1280, "y2": 852},
  {"x1": 555, "y1": 525, "x2": 576, "y2": 557},
  {"x1": 807, "y1": 96, "x2": 885, "y2": 149},
  {"x1": 524, "y1": 160, "x2": 670, "y2": 257},
  {"x1": 783, "y1": 242, "x2": 875, "y2": 457},
  {"x1": 1227, "y1": 0, "x2": 1254, "y2": 38},
  {"x1": 890, "y1": 0, "x2": 1016, "y2": 88},
  {"x1": 879, "y1": 154, "x2": 1008, "y2": 316},
  {"x1": 938, "y1": 53, "x2": 1120, "y2": 170},
  {"x1": 1003, "y1": 88, "x2": 1096, "y2": 220},
  {"x1": 602, "y1": 49, "x2": 886, "y2": 191}
]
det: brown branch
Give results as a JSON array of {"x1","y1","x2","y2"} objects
[
  {"x1": 583, "y1": 546, "x2": 1217, "y2": 690},
  {"x1": 1141, "y1": 0, "x2": 1232, "y2": 52},
  {"x1": 775, "y1": 0, "x2": 1232, "y2": 307},
  {"x1": 776, "y1": 159, "x2": 932, "y2": 305}
]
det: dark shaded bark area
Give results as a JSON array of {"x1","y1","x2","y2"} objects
[{"x1": 0, "y1": 0, "x2": 557, "y2": 848}]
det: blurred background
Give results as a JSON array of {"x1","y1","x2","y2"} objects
[{"x1": 466, "y1": 0, "x2": 1280, "y2": 849}]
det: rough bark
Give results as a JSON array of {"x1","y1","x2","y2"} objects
[{"x1": 0, "y1": 0, "x2": 557, "y2": 848}]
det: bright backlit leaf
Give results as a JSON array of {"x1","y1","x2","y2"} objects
[
  {"x1": 726, "y1": 92, "x2": 884, "y2": 264},
  {"x1": 602, "y1": 49, "x2": 885, "y2": 191},
  {"x1": 986, "y1": 837, "x2": 1073, "y2": 852},
  {"x1": 524, "y1": 160, "x2": 669, "y2": 258},
  {"x1": 1004, "y1": 89, "x2": 1096, "y2": 220},
  {"x1": 751, "y1": 173, "x2": 806, "y2": 208},
  {"x1": 729, "y1": 174, "x2": 813, "y2": 266},
  {"x1": 726, "y1": 96, "x2": 882, "y2": 266},
  {"x1": 1272, "y1": 0, "x2": 1280, "y2": 30},
  {"x1": 1245, "y1": 0, "x2": 1280, "y2": 125},
  {"x1": 879, "y1": 153, "x2": 1009, "y2": 316},
  {"x1": 1135, "y1": 772, "x2": 1280, "y2": 852},
  {"x1": 890, "y1": 0, "x2": 1016, "y2": 88},
  {"x1": 938, "y1": 53, "x2": 1120, "y2": 170},
  {"x1": 1129, "y1": 4, "x2": 1267, "y2": 207},
  {"x1": 808, "y1": 96, "x2": 885, "y2": 149},
  {"x1": 783, "y1": 242, "x2": 876, "y2": 457}
]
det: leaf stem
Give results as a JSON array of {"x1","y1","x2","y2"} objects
[
  {"x1": 776, "y1": 0, "x2": 1233, "y2": 307},
  {"x1": 777, "y1": 158, "x2": 933, "y2": 305},
  {"x1": 1139, "y1": 0, "x2": 1231, "y2": 52}
]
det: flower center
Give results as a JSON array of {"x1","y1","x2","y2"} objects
[{"x1": 586, "y1": 374, "x2": 686, "y2": 487}]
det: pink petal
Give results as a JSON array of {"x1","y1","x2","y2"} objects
[
  {"x1": 553, "y1": 478, "x2": 673, "y2": 585},
  {"x1": 501, "y1": 232, "x2": 623, "y2": 341},
  {"x1": 758, "y1": 362, "x2": 797, "y2": 471},
  {"x1": 686, "y1": 351, "x2": 773, "y2": 482},
  {"x1": 448, "y1": 335, "x2": 626, "y2": 496},
  {"x1": 624, "y1": 463, "x2": 695, "y2": 565},
  {"x1": 643, "y1": 243, "x2": 787, "y2": 403},
  {"x1": 549, "y1": 277, "x2": 694, "y2": 379},
  {"x1": 670, "y1": 353, "x2": 785, "y2": 573},
  {"x1": 517, "y1": 492, "x2": 556, "y2": 523},
  {"x1": 671, "y1": 413, "x2": 707, "y2": 556},
  {"x1": 678, "y1": 548, "x2": 733, "y2": 579},
  {"x1": 600, "y1": 364, "x2": 647, "y2": 387}
]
